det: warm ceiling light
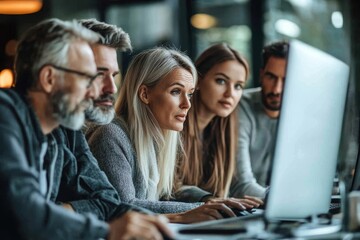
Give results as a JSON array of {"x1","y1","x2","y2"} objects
[
  {"x1": 0, "y1": 69, "x2": 14, "y2": 88},
  {"x1": 191, "y1": 13, "x2": 217, "y2": 30},
  {"x1": 0, "y1": 0, "x2": 43, "y2": 15}
]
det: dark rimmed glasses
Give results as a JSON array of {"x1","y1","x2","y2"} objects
[{"x1": 46, "y1": 64, "x2": 104, "y2": 88}]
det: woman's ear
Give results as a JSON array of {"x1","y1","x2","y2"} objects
[
  {"x1": 138, "y1": 84, "x2": 150, "y2": 104},
  {"x1": 38, "y1": 66, "x2": 57, "y2": 93}
]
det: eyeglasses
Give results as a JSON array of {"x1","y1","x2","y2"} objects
[{"x1": 46, "y1": 64, "x2": 103, "y2": 88}]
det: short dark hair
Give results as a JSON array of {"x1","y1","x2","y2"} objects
[{"x1": 262, "y1": 41, "x2": 289, "y2": 68}]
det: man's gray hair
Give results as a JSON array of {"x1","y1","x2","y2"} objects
[
  {"x1": 78, "y1": 18, "x2": 132, "y2": 52},
  {"x1": 14, "y1": 18, "x2": 100, "y2": 94}
]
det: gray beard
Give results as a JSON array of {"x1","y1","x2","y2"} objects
[
  {"x1": 51, "y1": 91, "x2": 90, "y2": 130},
  {"x1": 85, "y1": 105, "x2": 115, "y2": 125}
]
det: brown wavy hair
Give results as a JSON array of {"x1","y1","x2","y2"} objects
[{"x1": 178, "y1": 43, "x2": 249, "y2": 198}]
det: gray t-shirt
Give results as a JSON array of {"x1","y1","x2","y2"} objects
[{"x1": 230, "y1": 88, "x2": 277, "y2": 198}]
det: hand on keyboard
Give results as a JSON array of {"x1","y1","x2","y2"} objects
[{"x1": 220, "y1": 207, "x2": 254, "y2": 218}]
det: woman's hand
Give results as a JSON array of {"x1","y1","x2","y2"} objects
[
  {"x1": 165, "y1": 195, "x2": 264, "y2": 224},
  {"x1": 165, "y1": 201, "x2": 236, "y2": 224},
  {"x1": 205, "y1": 195, "x2": 263, "y2": 209}
]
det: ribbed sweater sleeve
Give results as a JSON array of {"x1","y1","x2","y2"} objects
[
  {"x1": 230, "y1": 89, "x2": 267, "y2": 198},
  {"x1": 86, "y1": 118, "x2": 201, "y2": 214}
]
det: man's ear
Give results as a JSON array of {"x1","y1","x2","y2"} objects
[
  {"x1": 38, "y1": 66, "x2": 57, "y2": 93},
  {"x1": 138, "y1": 84, "x2": 150, "y2": 104}
]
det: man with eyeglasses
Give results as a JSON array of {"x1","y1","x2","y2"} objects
[
  {"x1": 50, "y1": 18, "x2": 155, "y2": 222},
  {"x1": 47, "y1": 64, "x2": 102, "y2": 87},
  {"x1": 0, "y1": 18, "x2": 172, "y2": 240}
]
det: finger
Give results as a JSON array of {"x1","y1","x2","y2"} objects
[
  {"x1": 115, "y1": 222, "x2": 158, "y2": 240},
  {"x1": 203, "y1": 207, "x2": 225, "y2": 219},
  {"x1": 207, "y1": 203, "x2": 236, "y2": 217},
  {"x1": 237, "y1": 199, "x2": 257, "y2": 208},
  {"x1": 138, "y1": 224, "x2": 163, "y2": 240},
  {"x1": 243, "y1": 195, "x2": 262, "y2": 201},
  {"x1": 124, "y1": 214, "x2": 164, "y2": 240},
  {"x1": 212, "y1": 199, "x2": 247, "y2": 210},
  {"x1": 208, "y1": 198, "x2": 257, "y2": 209},
  {"x1": 235, "y1": 201, "x2": 253, "y2": 209},
  {"x1": 205, "y1": 198, "x2": 219, "y2": 204},
  {"x1": 145, "y1": 215, "x2": 175, "y2": 239},
  {"x1": 243, "y1": 196, "x2": 264, "y2": 205},
  {"x1": 226, "y1": 197, "x2": 260, "y2": 208},
  {"x1": 244, "y1": 195, "x2": 264, "y2": 204},
  {"x1": 228, "y1": 198, "x2": 258, "y2": 208}
]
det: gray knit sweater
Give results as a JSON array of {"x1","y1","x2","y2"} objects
[
  {"x1": 86, "y1": 116, "x2": 201, "y2": 214},
  {"x1": 230, "y1": 88, "x2": 277, "y2": 198}
]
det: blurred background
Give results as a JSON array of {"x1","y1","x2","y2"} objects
[{"x1": 0, "y1": 0, "x2": 359, "y2": 185}]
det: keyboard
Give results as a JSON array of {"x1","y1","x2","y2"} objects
[
  {"x1": 178, "y1": 209, "x2": 264, "y2": 235},
  {"x1": 220, "y1": 208, "x2": 255, "y2": 218}
]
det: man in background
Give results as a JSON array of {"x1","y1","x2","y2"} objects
[{"x1": 231, "y1": 41, "x2": 289, "y2": 199}]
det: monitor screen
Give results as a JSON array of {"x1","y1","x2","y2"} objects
[{"x1": 265, "y1": 40, "x2": 350, "y2": 221}]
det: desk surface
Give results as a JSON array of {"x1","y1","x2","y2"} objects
[{"x1": 168, "y1": 215, "x2": 360, "y2": 240}]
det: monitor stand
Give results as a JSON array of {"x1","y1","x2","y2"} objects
[
  {"x1": 292, "y1": 180, "x2": 346, "y2": 237},
  {"x1": 291, "y1": 222, "x2": 341, "y2": 237}
]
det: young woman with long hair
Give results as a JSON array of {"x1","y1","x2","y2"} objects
[{"x1": 178, "y1": 43, "x2": 263, "y2": 207}]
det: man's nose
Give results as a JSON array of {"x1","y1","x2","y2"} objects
[
  {"x1": 103, "y1": 74, "x2": 118, "y2": 95},
  {"x1": 273, "y1": 78, "x2": 284, "y2": 94}
]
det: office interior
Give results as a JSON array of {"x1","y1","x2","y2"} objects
[
  {"x1": 1, "y1": 0, "x2": 359, "y2": 181},
  {"x1": 1, "y1": 0, "x2": 360, "y2": 236}
]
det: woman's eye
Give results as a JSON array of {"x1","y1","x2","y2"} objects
[
  {"x1": 171, "y1": 89, "x2": 181, "y2": 95},
  {"x1": 266, "y1": 73, "x2": 277, "y2": 81},
  {"x1": 215, "y1": 78, "x2": 226, "y2": 85},
  {"x1": 187, "y1": 93, "x2": 193, "y2": 100},
  {"x1": 235, "y1": 83, "x2": 243, "y2": 90}
]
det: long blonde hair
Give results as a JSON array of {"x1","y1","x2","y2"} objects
[
  {"x1": 115, "y1": 47, "x2": 197, "y2": 199},
  {"x1": 179, "y1": 43, "x2": 249, "y2": 198}
]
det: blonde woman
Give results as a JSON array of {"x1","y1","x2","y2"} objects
[{"x1": 87, "y1": 47, "x2": 252, "y2": 223}]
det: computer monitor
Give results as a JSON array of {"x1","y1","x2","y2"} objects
[
  {"x1": 175, "y1": 40, "x2": 349, "y2": 237},
  {"x1": 265, "y1": 40, "x2": 350, "y2": 221}
]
